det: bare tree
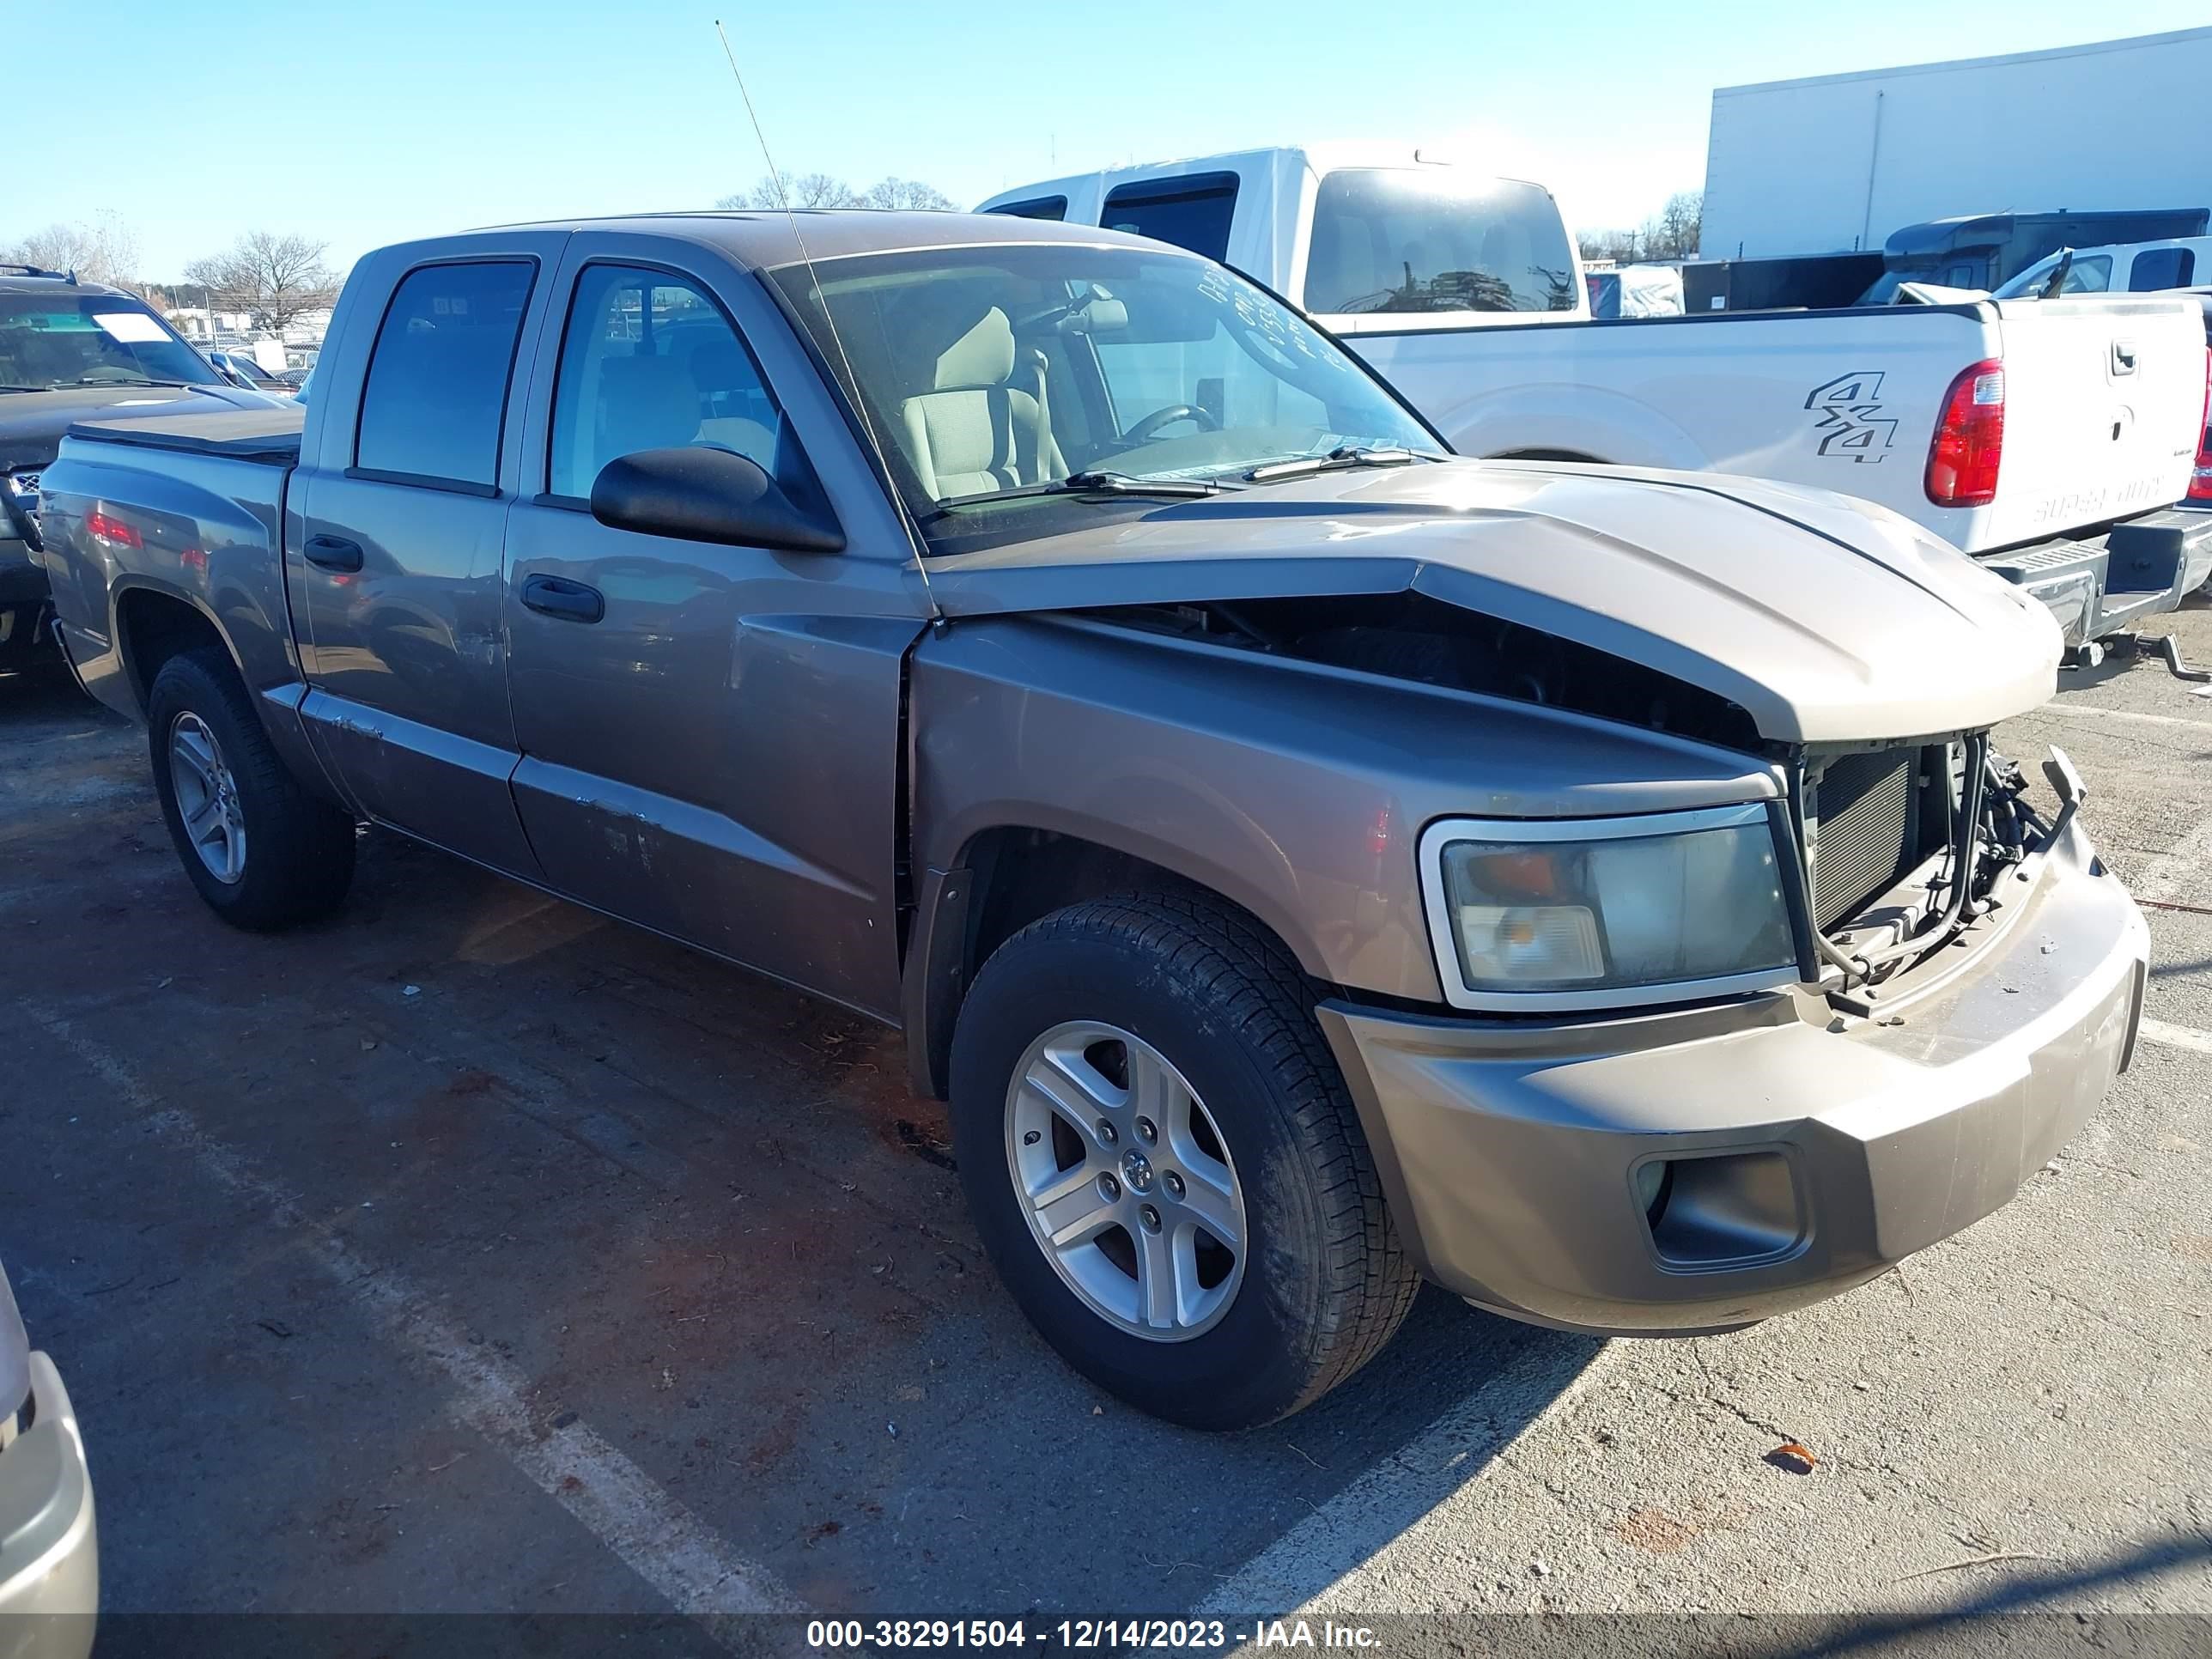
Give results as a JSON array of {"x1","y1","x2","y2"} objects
[
  {"x1": 1630, "y1": 192, "x2": 1703, "y2": 262},
  {"x1": 185, "y1": 232, "x2": 338, "y2": 337},
  {"x1": 2, "y1": 216, "x2": 141, "y2": 289},
  {"x1": 857, "y1": 177, "x2": 953, "y2": 211},
  {"x1": 1581, "y1": 191, "x2": 1703, "y2": 266},
  {"x1": 1577, "y1": 226, "x2": 1644, "y2": 265},
  {"x1": 716, "y1": 173, "x2": 953, "y2": 212},
  {"x1": 716, "y1": 172, "x2": 860, "y2": 210}
]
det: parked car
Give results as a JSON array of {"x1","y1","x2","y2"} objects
[
  {"x1": 201, "y1": 349, "x2": 295, "y2": 395},
  {"x1": 1993, "y1": 238, "x2": 2212, "y2": 301},
  {"x1": 0, "y1": 1260, "x2": 96, "y2": 1656},
  {"x1": 0, "y1": 265, "x2": 288, "y2": 673},
  {"x1": 982, "y1": 147, "x2": 2212, "y2": 648},
  {"x1": 39, "y1": 211, "x2": 2147, "y2": 1428}
]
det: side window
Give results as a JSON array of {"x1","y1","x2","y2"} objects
[
  {"x1": 548, "y1": 264, "x2": 784, "y2": 501},
  {"x1": 355, "y1": 260, "x2": 536, "y2": 488},
  {"x1": 1102, "y1": 173, "x2": 1240, "y2": 264},
  {"x1": 2128, "y1": 247, "x2": 2194, "y2": 291},
  {"x1": 2060, "y1": 255, "x2": 2112, "y2": 295},
  {"x1": 987, "y1": 196, "x2": 1067, "y2": 222}
]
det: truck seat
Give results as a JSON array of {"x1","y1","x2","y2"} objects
[{"x1": 891, "y1": 304, "x2": 1064, "y2": 500}]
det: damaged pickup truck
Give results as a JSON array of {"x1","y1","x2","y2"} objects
[{"x1": 36, "y1": 212, "x2": 2147, "y2": 1428}]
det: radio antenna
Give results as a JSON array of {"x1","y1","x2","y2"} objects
[{"x1": 714, "y1": 19, "x2": 939, "y2": 621}]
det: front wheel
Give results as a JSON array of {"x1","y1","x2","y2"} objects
[
  {"x1": 146, "y1": 647, "x2": 356, "y2": 929},
  {"x1": 949, "y1": 892, "x2": 1419, "y2": 1429}
]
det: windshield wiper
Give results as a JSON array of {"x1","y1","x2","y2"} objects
[
  {"x1": 921, "y1": 470, "x2": 1223, "y2": 520},
  {"x1": 59, "y1": 378, "x2": 198, "y2": 389},
  {"x1": 1242, "y1": 446, "x2": 1429, "y2": 484}
]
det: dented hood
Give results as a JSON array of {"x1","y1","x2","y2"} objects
[{"x1": 922, "y1": 459, "x2": 2062, "y2": 744}]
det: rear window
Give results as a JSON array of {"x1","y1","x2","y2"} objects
[
  {"x1": 1305, "y1": 169, "x2": 1577, "y2": 315},
  {"x1": 2129, "y1": 247, "x2": 2195, "y2": 291},
  {"x1": 354, "y1": 260, "x2": 536, "y2": 488},
  {"x1": 1101, "y1": 173, "x2": 1240, "y2": 264}
]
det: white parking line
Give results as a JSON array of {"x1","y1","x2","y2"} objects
[
  {"x1": 26, "y1": 1002, "x2": 799, "y2": 1631},
  {"x1": 2036, "y1": 702, "x2": 2211, "y2": 734},
  {"x1": 2140, "y1": 1017, "x2": 2212, "y2": 1057}
]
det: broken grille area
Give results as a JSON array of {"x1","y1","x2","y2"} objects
[{"x1": 1809, "y1": 747, "x2": 1934, "y2": 929}]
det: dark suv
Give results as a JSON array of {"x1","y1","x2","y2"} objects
[{"x1": 0, "y1": 265, "x2": 285, "y2": 671}]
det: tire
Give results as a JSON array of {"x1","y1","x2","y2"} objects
[
  {"x1": 146, "y1": 647, "x2": 356, "y2": 929},
  {"x1": 949, "y1": 891, "x2": 1419, "y2": 1429}
]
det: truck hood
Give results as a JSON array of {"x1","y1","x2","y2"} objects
[
  {"x1": 0, "y1": 383, "x2": 288, "y2": 473},
  {"x1": 922, "y1": 459, "x2": 2062, "y2": 744}
]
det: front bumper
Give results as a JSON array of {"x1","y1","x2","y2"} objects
[
  {"x1": 0, "y1": 1354, "x2": 97, "y2": 1658},
  {"x1": 1981, "y1": 507, "x2": 2212, "y2": 645},
  {"x1": 0, "y1": 536, "x2": 52, "y2": 665},
  {"x1": 1321, "y1": 818, "x2": 2147, "y2": 1335}
]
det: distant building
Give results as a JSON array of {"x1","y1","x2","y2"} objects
[{"x1": 1701, "y1": 27, "x2": 2212, "y2": 261}]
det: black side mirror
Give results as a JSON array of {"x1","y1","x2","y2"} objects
[{"x1": 588, "y1": 446, "x2": 844, "y2": 554}]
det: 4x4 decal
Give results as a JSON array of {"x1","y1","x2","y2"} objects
[{"x1": 1805, "y1": 371, "x2": 1898, "y2": 462}]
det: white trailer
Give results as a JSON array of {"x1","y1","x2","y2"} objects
[{"x1": 1702, "y1": 27, "x2": 2212, "y2": 263}]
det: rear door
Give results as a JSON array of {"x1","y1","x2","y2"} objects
[
  {"x1": 292, "y1": 235, "x2": 567, "y2": 872},
  {"x1": 498, "y1": 231, "x2": 925, "y2": 1021},
  {"x1": 1981, "y1": 296, "x2": 2205, "y2": 548}
]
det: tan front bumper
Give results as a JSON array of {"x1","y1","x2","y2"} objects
[
  {"x1": 1321, "y1": 823, "x2": 2148, "y2": 1335},
  {"x1": 0, "y1": 1354, "x2": 97, "y2": 1659}
]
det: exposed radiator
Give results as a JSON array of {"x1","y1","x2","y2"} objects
[{"x1": 1810, "y1": 748, "x2": 1925, "y2": 928}]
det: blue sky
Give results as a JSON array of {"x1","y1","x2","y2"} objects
[{"x1": 18, "y1": 0, "x2": 2209, "y2": 281}]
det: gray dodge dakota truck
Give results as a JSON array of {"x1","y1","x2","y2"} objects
[{"x1": 36, "y1": 212, "x2": 2148, "y2": 1428}]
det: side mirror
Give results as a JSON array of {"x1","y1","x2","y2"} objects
[{"x1": 588, "y1": 447, "x2": 844, "y2": 554}]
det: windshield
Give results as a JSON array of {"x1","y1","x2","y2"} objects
[
  {"x1": 1304, "y1": 170, "x2": 1577, "y2": 315},
  {"x1": 1993, "y1": 252, "x2": 2112, "y2": 300},
  {"x1": 771, "y1": 243, "x2": 1443, "y2": 553},
  {"x1": 0, "y1": 292, "x2": 222, "y2": 391}
]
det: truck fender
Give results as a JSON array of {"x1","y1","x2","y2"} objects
[{"x1": 1439, "y1": 384, "x2": 1711, "y2": 472}]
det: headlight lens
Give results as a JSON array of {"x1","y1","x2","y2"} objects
[{"x1": 1426, "y1": 807, "x2": 1798, "y2": 1006}]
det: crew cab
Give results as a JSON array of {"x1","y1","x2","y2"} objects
[
  {"x1": 38, "y1": 212, "x2": 2146, "y2": 1428},
  {"x1": 983, "y1": 145, "x2": 2212, "y2": 647}
]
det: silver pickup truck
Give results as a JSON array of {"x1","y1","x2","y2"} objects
[{"x1": 36, "y1": 212, "x2": 2147, "y2": 1428}]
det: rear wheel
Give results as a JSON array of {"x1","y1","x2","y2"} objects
[
  {"x1": 950, "y1": 892, "x2": 1419, "y2": 1429},
  {"x1": 146, "y1": 647, "x2": 356, "y2": 929}
]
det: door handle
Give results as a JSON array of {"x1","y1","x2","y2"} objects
[
  {"x1": 303, "y1": 533, "x2": 363, "y2": 573},
  {"x1": 520, "y1": 573, "x2": 605, "y2": 623}
]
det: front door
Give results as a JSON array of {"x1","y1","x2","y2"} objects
[
  {"x1": 501, "y1": 237, "x2": 924, "y2": 1020},
  {"x1": 292, "y1": 239, "x2": 565, "y2": 873}
]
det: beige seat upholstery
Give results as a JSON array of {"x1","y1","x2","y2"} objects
[{"x1": 891, "y1": 304, "x2": 1066, "y2": 500}]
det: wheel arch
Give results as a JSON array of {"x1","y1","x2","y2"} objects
[
  {"x1": 900, "y1": 823, "x2": 1327, "y2": 1100},
  {"x1": 112, "y1": 581, "x2": 238, "y2": 715}
]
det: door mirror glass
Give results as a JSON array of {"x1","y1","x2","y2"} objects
[{"x1": 588, "y1": 446, "x2": 844, "y2": 553}]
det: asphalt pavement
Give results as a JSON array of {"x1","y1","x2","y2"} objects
[{"x1": 3, "y1": 600, "x2": 2207, "y2": 1645}]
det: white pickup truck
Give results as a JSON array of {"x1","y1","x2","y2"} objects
[{"x1": 981, "y1": 144, "x2": 2212, "y2": 650}]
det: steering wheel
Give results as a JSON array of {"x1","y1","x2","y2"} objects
[{"x1": 1121, "y1": 403, "x2": 1220, "y2": 444}]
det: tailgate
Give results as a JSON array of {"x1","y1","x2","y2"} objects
[{"x1": 1983, "y1": 296, "x2": 2203, "y2": 548}]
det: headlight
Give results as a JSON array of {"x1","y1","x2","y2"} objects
[{"x1": 1419, "y1": 805, "x2": 1801, "y2": 1011}]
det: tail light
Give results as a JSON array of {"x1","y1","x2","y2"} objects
[
  {"x1": 84, "y1": 505, "x2": 143, "y2": 550},
  {"x1": 1925, "y1": 358, "x2": 2006, "y2": 508},
  {"x1": 2190, "y1": 346, "x2": 2212, "y2": 503}
]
